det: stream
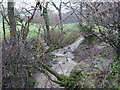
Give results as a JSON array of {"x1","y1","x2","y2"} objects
[{"x1": 34, "y1": 36, "x2": 85, "y2": 88}]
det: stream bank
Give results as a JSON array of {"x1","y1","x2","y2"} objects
[{"x1": 34, "y1": 35, "x2": 114, "y2": 88}]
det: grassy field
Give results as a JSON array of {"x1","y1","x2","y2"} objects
[
  {"x1": 0, "y1": 20, "x2": 107, "y2": 43},
  {"x1": 0, "y1": 21, "x2": 39, "y2": 40},
  {"x1": 0, "y1": 21, "x2": 80, "y2": 40}
]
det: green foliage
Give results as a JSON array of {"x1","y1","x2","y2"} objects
[
  {"x1": 99, "y1": 52, "x2": 107, "y2": 58},
  {"x1": 69, "y1": 70, "x2": 83, "y2": 88},
  {"x1": 103, "y1": 56, "x2": 120, "y2": 88},
  {"x1": 92, "y1": 24, "x2": 109, "y2": 33},
  {"x1": 70, "y1": 70, "x2": 82, "y2": 81},
  {"x1": 79, "y1": 25, "x2": 90, "y2": 32},
  {"x1": 27, "y1": 76, "x2": 36, "y2": 87},
  {"x1": 110, "y1": 57, "x2": 120, "y2": 72}
]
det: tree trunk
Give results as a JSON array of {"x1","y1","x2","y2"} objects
[
  {"x1": 8, "y1": 0, "x2": 17, "y2": 58},
  {"x1": 59, "y1": 10, "x2": 63, "y2": 33},
  {"x1": 43, "y1": 3, "x2": 51, "y2": 45},
  {"x1": 8, "y1": 0, "x2": 16, "y2": 43}
]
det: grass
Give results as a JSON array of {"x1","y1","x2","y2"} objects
[
  {"x1": 0, "y1": 20, "x2": 80, "y2": 40},
  {"x1": 0, "y1": 21, "x2": 40, "y2": 40},
  {"x1": 63, "y1": 23, "x2": 79, "y2": 31}
]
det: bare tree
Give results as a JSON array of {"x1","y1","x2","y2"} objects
[
  {"x1": 68, "y1": 2, "x2": 120, "y2": 58},
  {"x1": 51, "y1": 1, "x2": 64, "y2": 34}
]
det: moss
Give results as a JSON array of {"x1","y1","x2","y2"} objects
[{"x1": 35, "y1": 62, "x2": 83, "y2": 88}]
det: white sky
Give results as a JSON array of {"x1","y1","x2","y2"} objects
[
  {"x1": 1, "y1": 0, "x2": 119, "y2": 13},
  {"x1": 1, "y1": 0, "x2": 69, "y2": 13}
]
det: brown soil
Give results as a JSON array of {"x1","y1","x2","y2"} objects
[{"x1": 73, "y1": 43, "x2": 115, "y2": 62}]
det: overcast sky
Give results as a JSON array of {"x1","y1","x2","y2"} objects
[
  {"x1": 2, "y1": 0, "x2": 68, "y2": 7},
  {"x1": 1, "y1": 0, "x2": 119, "y2": 13},
  {"x1": 1, "y1": 0, "x2": 69, "y2": 13}
]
